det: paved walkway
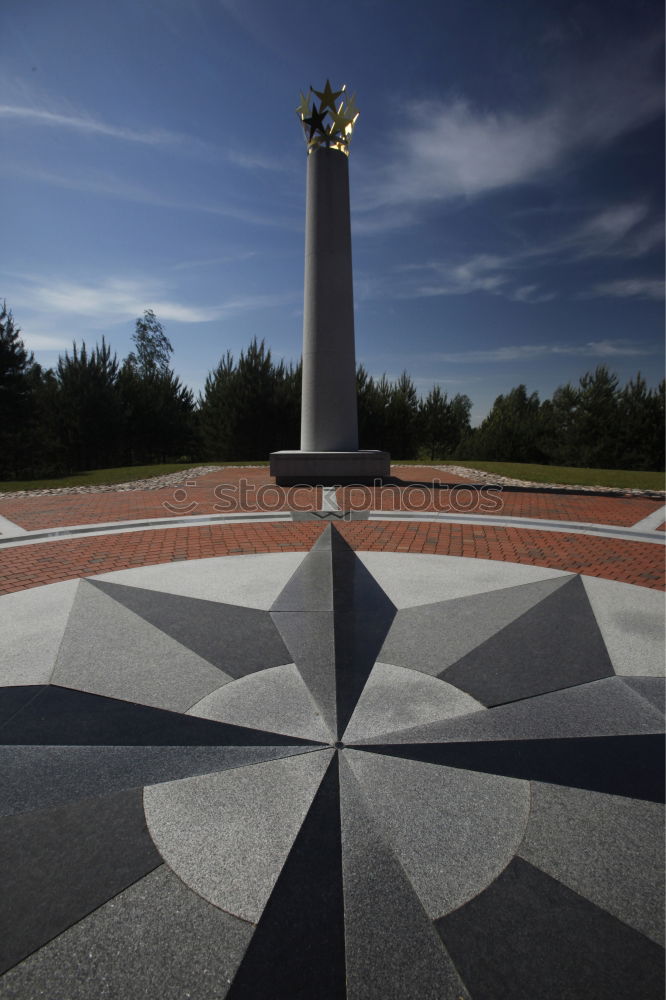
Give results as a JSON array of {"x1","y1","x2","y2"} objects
[{"x1": 0, "y1": 464, "x2": 664, "y2": 594}]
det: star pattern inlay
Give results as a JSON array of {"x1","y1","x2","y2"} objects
[{"x1": 0, "y1": 526, "x2": 663, "y2": 999}]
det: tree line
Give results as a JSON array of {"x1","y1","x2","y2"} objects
[{"x1": 0, "y1": 302, "x2": 663, "y2": 480}]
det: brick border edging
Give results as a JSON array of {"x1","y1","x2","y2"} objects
[{"x1": 0, "y1": 520, "x2": 663, "y2": 596}]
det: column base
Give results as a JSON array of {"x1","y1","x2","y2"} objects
[{"x1": 269, "y1": 450, "x2": 390, "y2": 485}]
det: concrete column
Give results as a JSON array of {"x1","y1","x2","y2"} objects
[{"x1": 300, "y1": 146, "x2": 359, "y2": 452}]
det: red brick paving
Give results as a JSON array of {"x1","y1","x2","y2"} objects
[
  {"x1": 0, "y1": 469, "x2": 321, "y2": 531},
  {"x1": 1, "y1": 520, "x2": 662, "y2": 595},
  {"x1": 0, "y1": 464, "x2": 661, "y2": 531},
  {"x1": 337, "y1": 470, "x2": 663, "y2": 527}
]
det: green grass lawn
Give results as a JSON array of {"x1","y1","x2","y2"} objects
[
  {"x1": 0, "y1": 461, "x2": 266, "y2": 493},
  {"x1": 0, "y1": 458, "x2": 663, "y2": 493},
  {"x1": 436, "y1": 460, "x2": 665, "y2": 491}
]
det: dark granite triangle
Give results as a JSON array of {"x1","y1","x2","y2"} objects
[
  {"x1": 0, "y1": 685, "x2": 320, "y2": 747},
  {"x1": 0, "y1": 744, "x2": 317, "y2": 817},
  {"x1": 338, "y1": 753, "x2": 470, "y2": 999},
  {"x1": 271, "y1": 526, "x2": 396, "y2": 740},
  {"x1": 436, "y1": 857, "x2": 665, "y2": 1000},
  {"x1": 441, "y1": 575, "x2": 614, "y2": 706},
  {"x1": 226, "y1": 753, "x2": 345, "y2": 999},
  {"x1": 378, "y1": 574, "x2": 572, "y2": 677},
  {"x1": 0, "y1": 866, "x2": 254, "y2": 999},
  {"x1": 333, "y1": 606, "x2": 396, "y2": 740},
  {"x1": 0, "y1": 787, "x2": 161, "y2": 975},
  {"x1": 88, "y1": 579, "x2": 290, "y2": 678},
  {"x1": 0, "y1": 685, "x2": 45, "y2": 729},
  {"x1": 362, "y1": 734, "x2": 665, "y2": 802}
]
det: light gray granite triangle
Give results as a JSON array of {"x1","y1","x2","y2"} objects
[
  {"x1": 93, "y1": 551, "x2": 308, "y2": 609},
  {"x1": 342, "y1": 663, "x2": 483, "y2": 744},
  {"x1": 269, "y1": 537, "x2": 334, "y2": 611},
  {"x1": 353, "y1": 676, "x2": 665, "y2": 746},
  {"x1": 338, "y1": 754, "x2": 470, "y2": 1000},
  {"x1": 144, "y1": 748, "x2": 334, "y2": 923},
  {"x1": 356, "y1": 552, "x2": 568, "y2": 609},
  {"x1": 518, "y1": 782, "x2": 665, "y2": 944},
  {"x1": 89, "y1": 579, "x2": 291, "y2": 678},
  {"x1": 187, "y1": 663, "x2": 333, "y2": 743},
  {"x1": 379, "y1": 574, "x2": 572, "y2": 676},
  {"x1": 0, "y1": 865, "x2": 253, "y2": 999},
  {"x1": 620, "y1": 677, "x2": 665, "y2": 715},
  {"x1": 0, "y1": 580, "x2": 78, "y2": 687},
  {"x1": 0, "y1": 744, "x2": 315, "y2": 818},
  {"x1": 270, "y1": 611, "x2": 338, "y2": 736},
  {"x1": 344, "y1": 749, "x2": 529, "y2": 919},
  {"x1": 582, "y1": 576, "x2": 665, "y2": 677},
  {"x1": 52, "y1": 580, "x2": 231, "y2": 713}
]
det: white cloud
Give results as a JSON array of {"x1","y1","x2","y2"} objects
[
  {"x1": 21, "y1": 334, "x2": 71, "y2": 351},
  {"x1": 432, "y1": 340, "x2": 656, "y2": 363},
  {"x1": 358, "y1": 36, "x2": 663, "y2": 213},
  {"x1": 8, "y1": 274, "x2": 299, "y2": 326},
  {"x1": 586, "y1": 279, "x2": 665, "y2": 301},
  {"x1": 389, "y1": 200, "x2": 663, "y2": 304}
]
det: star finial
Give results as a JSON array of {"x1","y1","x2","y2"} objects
[
  {"x1": 297, "y1": 82, "x2": 359, "y2": 155},
  {"x1": 313, "y1": 79, "x2": 344, "y2": 112},
  {"x1": 296, "y1": 91, "x2": 311, "y2": 120}
]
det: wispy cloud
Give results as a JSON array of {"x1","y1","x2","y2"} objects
[
  {"x1": 0, "y1": 103, "x2": 208, "y2": 151},
  {"x1": 225, "y1": 148, "x2": 292, "y2": 172},
  {"x1": 21, "y1": 333, "x2": 72, "y2": 352},
  {"x1": 0, "y1": 160, "x2": 296, "y2": 229},
  {"x1": 584, "y1": 278, "x2": 665, "y2": 301},
  {"x1": 8, "y1": 274, "x2": 299, "y2": 326},
  {"x1": 432, "y1": 340, "x2": 656, "y2": 363},
  {"x1": 170, "y1": 251, "x2": 258, "y2": 272},
  {"x1": 392, "y1": 201, "x2": 663, "y2": 304},
  {"x1": 358, "y1": 35, "x2": 663, "y2": 214}
]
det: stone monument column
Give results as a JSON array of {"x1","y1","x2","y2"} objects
[
  {"x1": 270, "y1": 81, "x2": 390, "y2": 486},
  {"x1": 301, "y1": 145, "x2": 358, "y2": 452}
]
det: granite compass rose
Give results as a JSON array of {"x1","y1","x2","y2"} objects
[{"x1": 0, "y1": 526, "x2": 663, "y2": 998}]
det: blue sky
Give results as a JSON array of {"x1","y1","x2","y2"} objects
[{"x1": 2, "y1": 0, "x2": 664, "y2": 422}]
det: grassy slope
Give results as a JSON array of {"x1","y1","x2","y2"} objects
[{"x1": 437, "y1": 460, "x2": 665, "y2": 491}]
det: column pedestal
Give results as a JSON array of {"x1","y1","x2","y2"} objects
[{"x1": 270, "y1": 449, "x2": 390, "y2": 486}]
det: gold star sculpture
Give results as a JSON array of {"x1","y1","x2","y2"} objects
[
  {"x1": 312, "y1": 79, "x2": 344, "y2": 112},
  {"x1": 296, "y1": 81, "x2": 360, "y2": 156}
]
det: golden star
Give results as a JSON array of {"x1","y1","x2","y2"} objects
[
  {"x1": 330, "y1": 104, "x2": 355, "y2": 137},
  {"x1": 343, "y1": 93, "x2": 360, "y2": 123},
  {"x1": 312, "y1": 79, "x2": 344, "y2": 112},
  {"x1": 295, "y1": 91, "x2": 311, "y2": 120}
]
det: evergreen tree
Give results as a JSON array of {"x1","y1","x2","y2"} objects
[
  {"x1": 199, "y1": 351, "x2": 238, "y2": 459},
  {"x1": 462, "y1": 385, "x2": 544, "y2": 463},
  {"x1": 0, "y1": 302, "x2": 38, "y2": 477},
  {"x1": 120, "y1": 311, "x2": 194, "y2": 463},
  {"x1": 385, "y1": 371, "x2": 419, "y2": 458},
  {"x1": 55, "y1": 339, "x2": 123, "y2": 471},
  {"x1": 418, "y1": 387, "x2": 472, "y2": 460}
]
